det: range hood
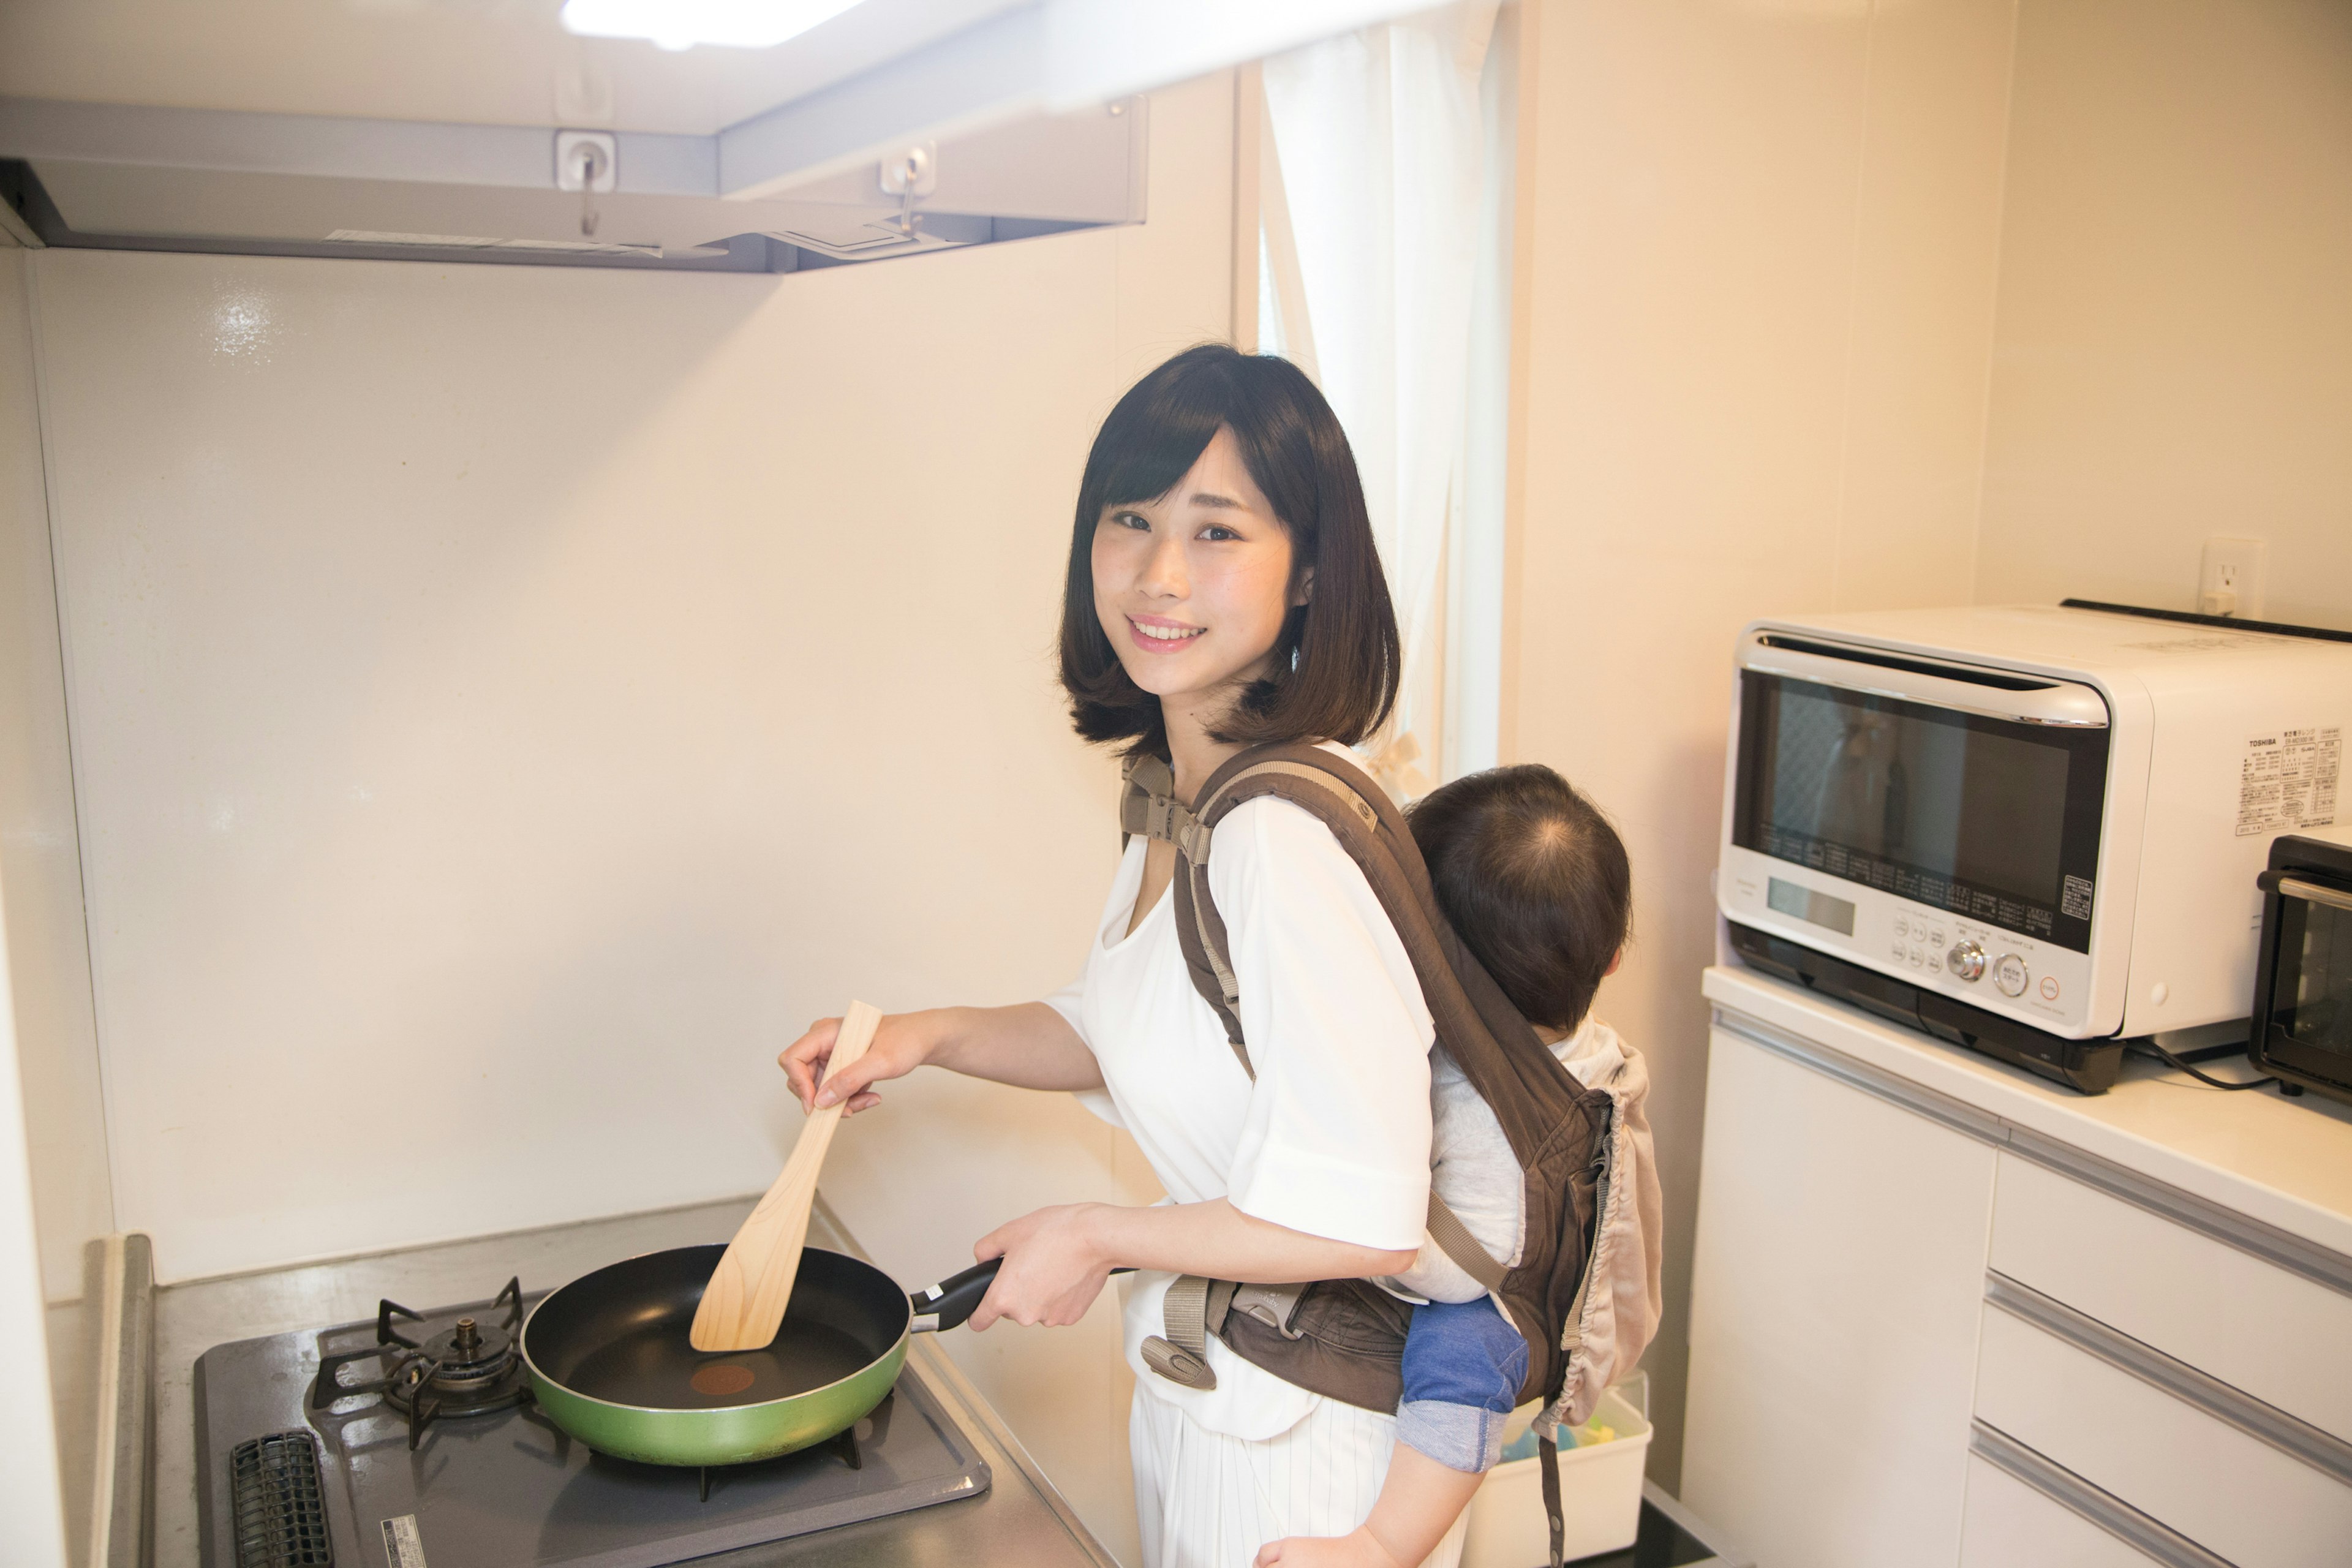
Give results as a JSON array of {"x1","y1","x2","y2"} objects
[
  {"x1": 0, "y1": 0, "x2": 1437, "y2": 275},
  {"x1": 0, "y1": 95, "x2": 1141, "y2": 274}
]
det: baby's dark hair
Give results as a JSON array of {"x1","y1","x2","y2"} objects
[{"x1": 1407, "y1": 764, "x2": 1631, "y2": 1033}]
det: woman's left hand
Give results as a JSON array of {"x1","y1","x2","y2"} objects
[{"x1": 968, "y1": 1204, "x2": 1116, "y2": 1331}]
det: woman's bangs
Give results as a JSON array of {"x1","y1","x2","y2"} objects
[{"x1": 1087, "y1": 382, "x2": 1228, "y2": 513}]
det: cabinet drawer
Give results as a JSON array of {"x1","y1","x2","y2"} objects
[
  {"x1": 1989, "y1": 1153, "x2": 2352, "y2": 1444},
  {"x1": 1974, "y1": 1306, "x2": 2352, "y2": 1568},
  {"x1": 1959, "y1": 1453, "x2": 2169, "y2": 1568}
]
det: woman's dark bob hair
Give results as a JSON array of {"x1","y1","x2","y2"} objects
[{"x1": 1059, "y1": 343, "x2": 1400, "y2": 760}]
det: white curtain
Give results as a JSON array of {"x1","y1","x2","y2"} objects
[{"x1": 1259, "y1": 2, "x2": 1501, "y2": 799}]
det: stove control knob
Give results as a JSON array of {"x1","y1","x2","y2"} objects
[
  {"x1": 1947, "y1": 940, "x2": 1985, "y2": 981},
  {"x1": 1993, "y1": 952, "x2": 2030, "y2": 997}
]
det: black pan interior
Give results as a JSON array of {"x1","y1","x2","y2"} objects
[{"x1": 522, "y1": 1245, "x2": 910, "y2": 1412}]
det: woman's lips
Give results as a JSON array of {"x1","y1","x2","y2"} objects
[{"x1": 1126, "y1": 616, "x2": 1205, "y2": 655}]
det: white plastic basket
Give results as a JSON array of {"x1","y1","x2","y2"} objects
[{"x1": 1460, "y1": 1378, "x2": 1651, "y2": 1567}]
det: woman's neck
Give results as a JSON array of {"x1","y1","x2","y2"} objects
[{"x1": 1160, "y1": 692, "x2": 1245, "y2": 805}]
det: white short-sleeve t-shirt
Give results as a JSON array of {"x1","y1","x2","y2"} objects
[{"x1": 1042, "y1": 753, "x2": 1435, "y2": 1441}]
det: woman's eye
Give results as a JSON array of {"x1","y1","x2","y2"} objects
[
  {"x1": 1112, "y1": 511, "x2": 1150, "y2": 532},
  {"x1": 1200, "y1": 525, "x2": 1240, "y2": 542}
]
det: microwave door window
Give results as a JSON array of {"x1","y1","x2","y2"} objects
[
  {"x1": 1739, "y1": 676, "x2": 2105, "y2": 951},
  {"x1": 1769, "y1": 697, "x2": 1968, "y2": 871},
  {"x1": 1766, "y1": 687, "x2": 2069, "y2": 895},
  {"x1": 1768, "y1": 700, "x2": 1913, "y2": 862}
]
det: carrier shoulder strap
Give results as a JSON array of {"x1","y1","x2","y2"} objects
[{"x1": 1118, "y1": 745, "x2": 1509, "y2": 1295}]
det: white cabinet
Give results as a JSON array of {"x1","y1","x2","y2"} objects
[
  {"x1": 1692, "y1": 968, "x2": 2352, "y2": 1568},
  {"x1": 1681, "y1": 1023, "x2": 1997, "y2": 1568}
]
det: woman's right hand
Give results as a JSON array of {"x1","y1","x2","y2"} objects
[{"x1": 777, "y1": 1010, "x2": 942, "y2": 1116}]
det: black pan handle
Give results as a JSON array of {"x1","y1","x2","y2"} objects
[
  {"x1": 909, "y1": 1259, "x2": 1001, "y2": 1333},
  {"x1": 908, "y1": 1259, "x2": 1137, "y2": 1334}
]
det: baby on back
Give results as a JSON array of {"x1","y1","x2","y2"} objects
[{"x1": 1259, "y1": 763, "x2": 1634, "y2": 1568}]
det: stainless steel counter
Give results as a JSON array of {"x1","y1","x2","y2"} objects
[{"x1": 154, "y1": 1196, "x2": 1118, "y2": 1568}]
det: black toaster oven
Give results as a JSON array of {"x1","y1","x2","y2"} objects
[{"x1": 2250, "y1": 832, "x2": 2352, "y2": 1105}]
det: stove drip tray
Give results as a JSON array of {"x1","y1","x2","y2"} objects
[{"x1": 196, "y1": 1284, "x2": 990, "y2": 1568}]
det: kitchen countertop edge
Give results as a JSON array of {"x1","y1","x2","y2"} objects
[{"x1": 1703, "y1": 963, "x2": 2352, "y2": 1264}]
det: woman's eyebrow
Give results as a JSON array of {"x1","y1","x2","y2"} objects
[{"x1": 1188, "y1": 491, "x2": 1248, "y2": 510}]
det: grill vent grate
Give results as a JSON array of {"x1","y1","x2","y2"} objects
[{"x1": 230, "y1": 1431, "x2": 334, "y2": 1567}]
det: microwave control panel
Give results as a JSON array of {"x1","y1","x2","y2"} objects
[{"x1": 1719, "y1": 847, "x2": 2098, "y2": 1038}]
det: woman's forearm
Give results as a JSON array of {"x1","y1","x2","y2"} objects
[
  {"x1": 1084, "y1": 1197, "x2": 1417, "y2": 1283},
  {"x1": 788, "y1": 1000, "x2": 1102, "y2": 1115},
  {"x1": 921, "y1": 1001, "x2": 1105, "y2": 1093},
  {"x1": 970, "y1": 1190, "x2": 1420, "y2": 1330}
]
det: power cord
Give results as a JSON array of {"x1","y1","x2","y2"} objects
[{"x1": 2127, "y1": 1037, "x2": 2278, "y2": 1092}]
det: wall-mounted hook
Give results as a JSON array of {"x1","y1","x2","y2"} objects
[
  {"x1": 878, "y1": 143, "x2": 937, "y2": 240},
  {"x1": 555, "y1": 130, "x2": 619, "y2": 239},
  {"x1": 576, "y1": 144, "x2": 606, "y2": 236}
]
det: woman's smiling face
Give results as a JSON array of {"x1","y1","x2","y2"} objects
[{"x1": 1091, "y1": 426, "x2": 1303, "y2": 714}]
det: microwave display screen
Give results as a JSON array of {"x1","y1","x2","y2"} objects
[{"x1": 1733, "y1": 673, "x2": 2109, "y2": 952}]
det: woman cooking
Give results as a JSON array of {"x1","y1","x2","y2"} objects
[{"x1": 777, "y1": 344, "x2": 1446, "y2": 1568}]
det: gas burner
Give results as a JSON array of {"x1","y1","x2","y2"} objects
[{"x1": 308, "y1": 1278, "x2": 532, "y2": 1448}]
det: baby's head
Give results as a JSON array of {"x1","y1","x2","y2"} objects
[{"x1": 1407, "y1": 764, "x2": 1630, "y2": 1037}]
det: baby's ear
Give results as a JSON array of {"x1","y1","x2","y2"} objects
[{"x1": 1604, "y1": 948, "x2": 1625, "y2": 978}]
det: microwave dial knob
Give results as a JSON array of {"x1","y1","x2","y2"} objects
[
  {"x1": 1947, "y1": 940, "x2": 1985, "y2": 981},
  {"x1": 1993, "y1": 953, "x2": 2030, "y2": 997}
]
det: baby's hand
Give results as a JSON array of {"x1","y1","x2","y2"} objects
[{"x1": 1252, "y1": 1526, "x2": 1405, "y2": 1568}]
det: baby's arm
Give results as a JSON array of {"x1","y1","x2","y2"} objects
[
  {"x1": 1253, "y1": 1447, "x2": 1481, "y2": 1567},
  {"x1": 1255, "y1": 1298, "x2": 1528, "y2": 1567}
]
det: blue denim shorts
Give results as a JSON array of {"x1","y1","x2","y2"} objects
[{"x1": 1396, "y1": 1295, "x2": 1529, "y2": 1473}]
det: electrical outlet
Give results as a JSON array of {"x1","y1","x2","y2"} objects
[{"x1": 2198, "y1": 536, "x2": 2267, "y2": 619}]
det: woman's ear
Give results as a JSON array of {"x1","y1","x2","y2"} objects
[
  {"x1": 1292, "y1": 566, "x2": 1315, "y2": 609},
  {"x1": 1604, "y1": 948, "x2": 1624, "y2": 978}
]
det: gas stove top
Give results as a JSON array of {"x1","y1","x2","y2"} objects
[{"x1": 194, "y1": 1277, "x2": 989, "y2": 1568}]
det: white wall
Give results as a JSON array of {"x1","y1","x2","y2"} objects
[
  {"x1": 25, "y1": 70, "x2": 1232, "y2": 1564},
  {"x1": 1975, "y1": 0, "x2": 2352, "y2": 630},
  {"x1": 1506, "y1": 0, "x2": 2020, "y2": 1488},
  {"x1": 2, "y1": 237, "x2": 111, "y2": 1568},
  {"x1": 0, "y1": 253, "x2": 111, "y2": 1313}
]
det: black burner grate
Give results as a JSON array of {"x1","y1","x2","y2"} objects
[{"x1": 230, "y1": 1431, "x2": 333, "y2": 1568}]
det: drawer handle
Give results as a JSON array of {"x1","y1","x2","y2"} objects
[
  {"x1": 1969, "y1": 1421, "x2": 2231, "y2": 1568},
  {"x1": 1986, "y1": 1272, "x2": 2352, "y2": 1487}
]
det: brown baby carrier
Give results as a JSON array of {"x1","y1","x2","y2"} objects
[{"x1": 1120, "y1": 741, "x2": 1654, "y2": 1568}]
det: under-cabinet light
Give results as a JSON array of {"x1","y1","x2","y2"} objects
[{"x1": 559, "y1": 0, "x2": 870, "y2": 51}]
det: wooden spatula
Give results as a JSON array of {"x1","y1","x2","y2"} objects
[{"x1": 690, "y1": 1000, "x2": 882, "y2": 1353}]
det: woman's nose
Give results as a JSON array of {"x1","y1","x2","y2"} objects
[{"x1": 1137, "y1": 531, "x2": 1189, "y2": 599}]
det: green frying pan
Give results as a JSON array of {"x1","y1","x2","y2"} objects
[{"x1": 519, "y1": 1244, "x2": 1000, "y2": 1467}]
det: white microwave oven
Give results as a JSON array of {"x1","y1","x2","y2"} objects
[{"x1": 1716, "y1": 603, "x2": 2351, "y2": 1091}]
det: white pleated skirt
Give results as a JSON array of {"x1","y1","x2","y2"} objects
[{"x1": 1129, "y1": 1385, "x2": 1470, "y2": 1568}]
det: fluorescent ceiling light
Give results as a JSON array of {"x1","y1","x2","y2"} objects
[{"x1": 559, "y1": 0, "x2": 870, "y2": 52}]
